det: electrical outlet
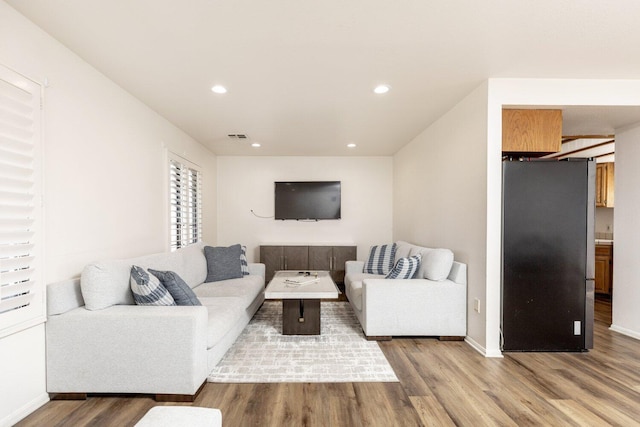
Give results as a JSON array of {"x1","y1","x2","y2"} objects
[{"x1": 474, "y1": 298, "x2": 481, "y2": 313}]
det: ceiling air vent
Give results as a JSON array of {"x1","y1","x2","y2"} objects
[{"x1": 227, "y1": 134, "x2": 248, "y2": 140}]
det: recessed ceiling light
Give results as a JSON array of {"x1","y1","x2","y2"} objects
[
  {"x1": 251, "y1": 143, "x2": 261, "y2": 148},
  {"x1": 373, "y1": 84, "x2": 391, "y2": 94},
  {"x1": 211, "y1": 85, "x2": 227, "y2": 94},
  {"x1": 347, "y1": 143, "x2": 357, "y2": 148}
]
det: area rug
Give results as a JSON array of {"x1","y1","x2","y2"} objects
[{"x1": 207, "y1": 301, "x2": 398, "y2": 383}]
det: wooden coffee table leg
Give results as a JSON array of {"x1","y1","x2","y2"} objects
[{"x1": 282, "y1": 299, "x2": 321, "y2": 335}]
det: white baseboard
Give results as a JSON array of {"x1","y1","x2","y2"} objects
[
  {"x1": 465, "y1": 336, "x2": 503, "y2": 358},
  {"x1": 0, "y1": 393, "x2": 49, "y2": 427},
  {"x1": 609, "y1": 324, "x2": 640, "y2": 340}
]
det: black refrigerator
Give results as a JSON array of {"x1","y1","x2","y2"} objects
[{"x1": 502, "y1": 158, "x2": 595, "y2": 352}]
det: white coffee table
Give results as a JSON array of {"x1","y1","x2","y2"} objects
[{"x1": 265, "y1": 271, "x2": 339, "y2": 335}]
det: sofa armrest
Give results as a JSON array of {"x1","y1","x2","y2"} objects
[
  {"x1": 248, "y1": 262, "x2": 265, "y2": 279},
  {"x1": 46, "y1": 305, "x2": 209, "y2": 395},
  {"x1": 345, "y1": 260, "x2": 365, "y2": 276},
  {"x1": 47, "y1": 278, "x2": 84, "y2": 315},
  {"x1": 361, "y1": 278, "x2": 466, "y2": 337}
]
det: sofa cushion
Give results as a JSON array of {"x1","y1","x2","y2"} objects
[
  {"x1": 344, "y1": 273, "x2": 381, "y2": 311},
  {"x1": 205, "y1": 244, "x2": 243, "y2": 282},
  {"x1": 394, "y1": 241, "x2": 413, "y2": 264},
  {"x1": 81, "y1": 242, "x2": 207, "y2": 311},
  {"x1": 82, "y1": 259, "x2": 135, "y2": 310},
  {"x1": 193, "y1": 275, "x2": 264, "y2": 308},
  {"x1": 149, "y1": 269, "x2": 201, "y2": 306},
  {"x1": 385, "y1": 254, "x2": 421, "y2": 279},
  {"x1": 364, "y1": 243, "x2": 397, "y2": 275},
  {"x1": 348, "y1": 280, "x2": 364, "y2": 311},
  {"x1": 410, "y1": 247, "x2": 454, "y2": 281},
  {"x1": 130, "y1": 266, "x2": 176, "y2": 306},
  {"x1": 199, "y1": 297, "x2": 245, "y2": 349}
]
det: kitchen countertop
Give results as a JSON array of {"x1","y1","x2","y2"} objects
[{"x1": 596, "y1": 239, "x2": 613, "y2": 246}]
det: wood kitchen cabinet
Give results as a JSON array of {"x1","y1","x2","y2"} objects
[
  {"x1": 595, "y1": 244, "x2": 613, "y2": 295},
  {"x1": 260, "y1": 245, "x2": 356, "y2": 284},
  {"x1": 596, "y1": 162, "x2": 615, "y2": 207},
  {"x1": 502, "y1": 109, "x2": 562, "y2": 155},
  {"x1": 309, "y1": 245, "x2": 357, "y2": 285}
]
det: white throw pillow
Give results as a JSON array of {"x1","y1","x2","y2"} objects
[{"x1": 410, "y1": 247, "x2": 454, "y2": 281}]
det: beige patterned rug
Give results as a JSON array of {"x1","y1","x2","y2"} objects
[{"x1": 207, "y1": 301, "x2": 398, "y2": 383}]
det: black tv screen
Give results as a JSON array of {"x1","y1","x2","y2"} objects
[{"x1": 275, "y1": 181, "x2": 341, "y2": 220}]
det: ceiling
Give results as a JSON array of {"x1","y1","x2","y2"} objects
[{"x1": 6, "y1": 0, "x2": 640, "y2": 156}]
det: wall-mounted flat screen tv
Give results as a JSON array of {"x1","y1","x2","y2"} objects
[{"x1": 274, "y1": 181, "x2": 341, "y2": 220}]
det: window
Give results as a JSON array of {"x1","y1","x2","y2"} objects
[
  {"x1": 0, "y1": 65, "x2": 44, "y2": 336},
  {"x1": 169, "y1": 156, "x2": 202, "y2": 251}
]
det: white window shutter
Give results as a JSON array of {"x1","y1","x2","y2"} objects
[
  {"x1": 169, "y1": 157, "x2": 202, "y2": 251},
  {"x1": 0, "y1": 65, "x2": 45, "y2": 336}
]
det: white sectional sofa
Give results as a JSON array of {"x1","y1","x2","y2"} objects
[
  {"x1": 46, "y1": 242, "x2": 264, "y2": 401},
  {"x1": 344, "y1": 241, "x2": 467, "y2": 340}
]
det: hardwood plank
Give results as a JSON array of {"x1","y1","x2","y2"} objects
[
  {"x1": 325, "y1": 383, "x2": 362, "y2": 427},
  {"x1": 378, "y1": 340, "x2": 432, "y2": 396},
  {"x1": 548, "y1": 399, "x2": 610, "y2": 427},
  {"x1": 409, "y1": 395, "x2": 455, "y2": 426},
  {"x1": 16, "y1": 299, "x2": 640, "y2": 427},
  {"x1": 352, "y1": 382, "x2": 422, "y2": 426}
]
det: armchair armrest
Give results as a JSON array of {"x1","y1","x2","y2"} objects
[
  {"x1": 345, "y1": 260, "x2": 365, "y2": 276},
  {"x1": 248, "y1": 262, "x2": 265, "y2": 279},
  {"x1": 361, "y1": 278, "x2": 466, "y2": 337}
]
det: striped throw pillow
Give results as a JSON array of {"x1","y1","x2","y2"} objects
[
  {"x1": 364, "y1": 243, "x2": 397, "y2": 275},
  {"x1": 130, "y1": 265, "x2": 176, "y2": 306},
  {"x1": 241, "y1": 245, "x2": 249, "y2": 276},
  {"x1": 385, "y1": 254, "x2": 422, "y2": 279}
]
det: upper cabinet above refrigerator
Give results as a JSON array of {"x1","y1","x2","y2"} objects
[{"x1": 502, "y1": 109, "x2": 563, "y2": 156}]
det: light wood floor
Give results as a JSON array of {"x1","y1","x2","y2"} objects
[{"x1": 16, "y1": 298, "x2": 640, "y2": 427}]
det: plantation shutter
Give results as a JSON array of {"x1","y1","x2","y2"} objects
[
  {"x1": 169, "y1": 157, "x2": 202, "y2": 251},
  {"x1": 0, "y1": 65, "x2": 44, "y2": 336}
]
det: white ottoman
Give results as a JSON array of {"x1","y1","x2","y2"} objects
[{"x1": 135, "y1": 406, "x2": 222, "y2": 427}]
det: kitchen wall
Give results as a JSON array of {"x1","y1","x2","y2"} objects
[
  {"x1": 393, "y1": 82, "x2": 489, "y2": 354},
  {"x1": 611, "y1": 123, "x2": 640, "y2": 339},
  {"x1": 595, "y1": 207, "x2": 614, "y2": 238},
  {"x1": 216, "y1": 156, "x2": 393, "y2": 262},
  {"x1": 0, "y1": 2, "x2": 217, "y2": 424}
]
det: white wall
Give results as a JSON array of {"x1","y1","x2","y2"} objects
[
  {"x1": 487, "y1": 78, "x2": 640, "y2": 356},
  {"x1": 611, "y1": 124, "x2": 640, "y2": 339},
  {"x1": 0, "y1": 2, "x2": 217, "y2": 425},
  {"x1": 216, "y1": 156, "x2": 393, "y2": 261},
  {"x1": 393, "y1": 83, "x2": 489, "y2": 353}
]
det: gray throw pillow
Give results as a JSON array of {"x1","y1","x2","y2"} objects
[
  {"x1": 204, "y1": 244, "x2": 243, "y2": 282},
  {"x1": 149, "y1": 269, "x2": 201, "y2": 306}
]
